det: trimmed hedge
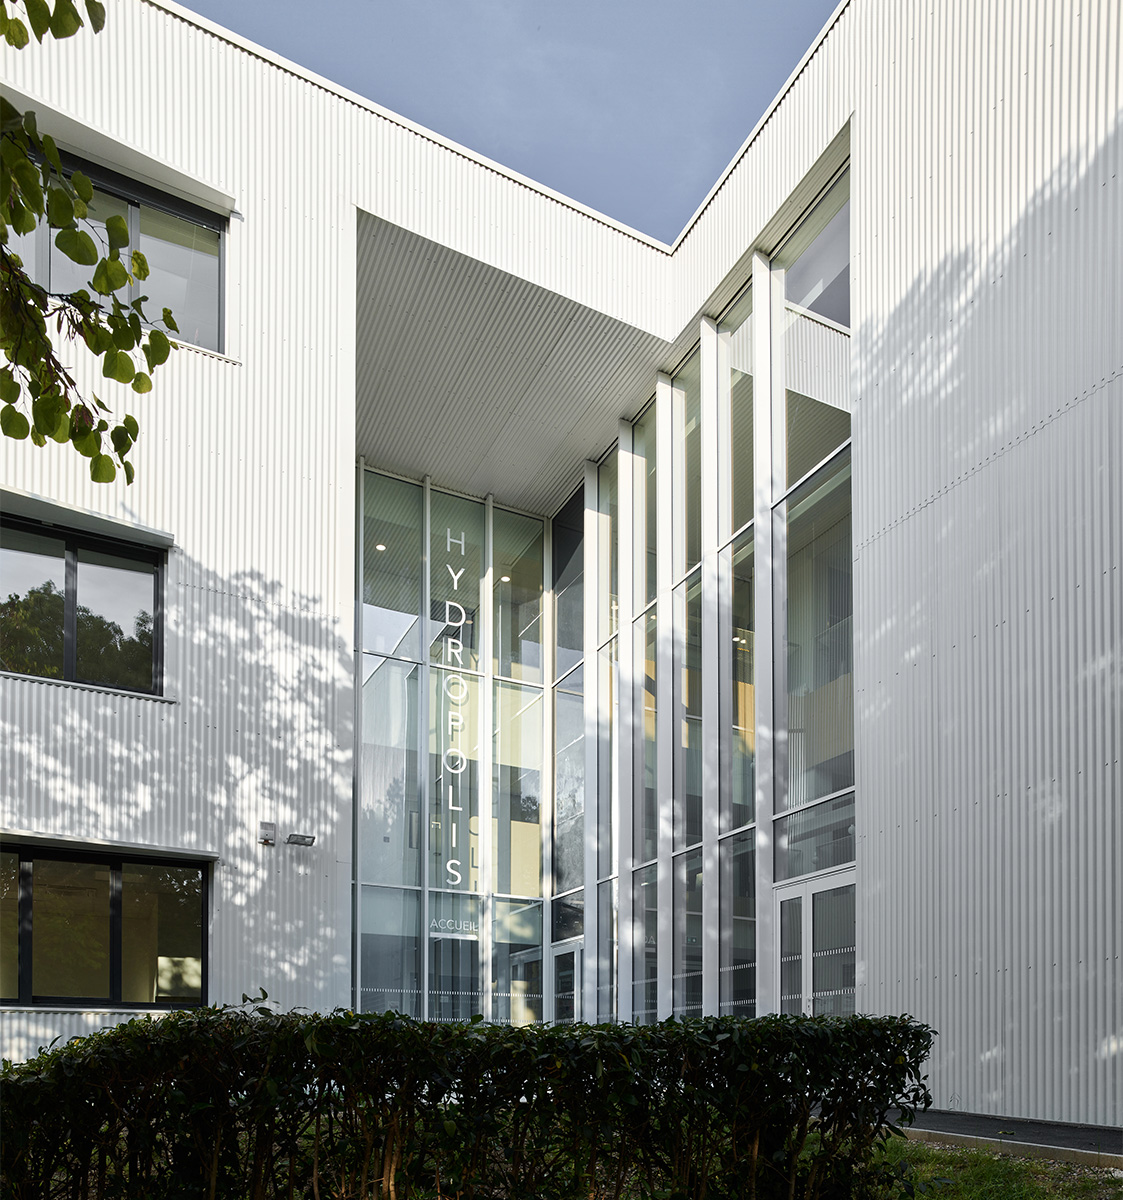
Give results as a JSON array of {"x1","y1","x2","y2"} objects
[{"x1": 1, "y1": 1007, "x2": 934, "y2": 1200}]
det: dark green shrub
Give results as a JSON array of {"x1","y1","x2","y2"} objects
[{"x1": 1, "y1": 1006, "x2": 934, "y2": 1200}]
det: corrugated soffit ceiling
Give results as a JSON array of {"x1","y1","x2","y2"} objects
[{"x1": 356, "y1": 212, "x2": 671, "y2": 516}]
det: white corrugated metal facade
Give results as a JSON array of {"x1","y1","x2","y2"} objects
[{"x1": 1, "y1": 0, "x2": 1118, "y2": 1129}]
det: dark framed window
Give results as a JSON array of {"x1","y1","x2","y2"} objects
[
  {"x1": 8, "y1": 151, "x2": 225, "y2": 353},
  {"x1": 0, "y1": 846, "x2": 207, "y2": 1008},
  {"x1": 0, "y1": 517, "x2": 164, "y2": 695}
]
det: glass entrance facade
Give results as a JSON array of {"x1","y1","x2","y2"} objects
[{"x1": 357, "y1": 165, "x2": 855, "y2": 1025}]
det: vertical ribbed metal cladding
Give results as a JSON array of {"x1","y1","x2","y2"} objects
[
  {"x1": 853, "y1": 0, "x2": 1121, "y2": 1128},
  {"x1": 1, "y1": 0, "x2": 356, "y2": 1023}
]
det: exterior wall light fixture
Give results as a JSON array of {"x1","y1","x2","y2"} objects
[{"x1": 285, "y1": 833, "x2": 316, "y2": 846}]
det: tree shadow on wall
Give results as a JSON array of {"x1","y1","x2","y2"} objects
[
  {"x1": 0, "y1": 552, "x2": 354, "y2": 1048},
  {"x1": 853, "y1": 112, "x2": 1122, "y2": 1122}
]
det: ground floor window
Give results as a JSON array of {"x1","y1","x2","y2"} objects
[{"x1": 0, "y1": 848, "x2": 206, "y2": 1007}]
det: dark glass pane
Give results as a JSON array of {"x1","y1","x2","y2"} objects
[
  {"x1": 32, "y1": 859, "x2": 110, "y2": 999},
  {"x1": 633, "y1": 402, "x2": 657, "y2": 609},
  {"x1": 1, "y1": 851, "x2": 17, "y2": 1000},
  {"x1": 492, "y1": 898, "x2": 542, "y2": 1026},
  {"x1": 674, "y1": 351, "x2": 702, "y2": 574},
  {"x1": 785, "y1": 453, "x2": 853, "y2": 809},
  {"x1": 598, "y1": 450, "x2": 618, "y2": 641},
  {"x1": 722, "y1": 533, "x2": 754, "y2": 833},
  {"x1": 775, "y1": 794, "x2": 856, "y2": 882},
  {"x1": 429, "y1": 892, "x2": 481, "y2": 1021},
  {"x1": 363, "y1": 473, "x2": 423, "y2": 660},
  {"x1": 812, "y1": 884, "x2": 855, "y2": 1016},
  {"x1": 553, "y1": 948, "x2": 581, "y2": 1025},
  {"x1": 672, "y1": 850, "x2": 703, "y2": 1018},
  {"x1": 596, "y1": 878, "x2": 616, "y2": 1023},
  {"x1": 597, "y1": 638, "x2": 617, "y2": 879},
  {"x1": 361, "y1": 886, "x2": 422, "y2": 1016},
  {"x1": 719, "y1": 833, "x2": 755, "y2": 1016},
  {"x1": 632, "y1": 865, "x2": 658, "y2": 1025},
  {"x1": 786, "y1": 390, "x2": 851, "y2": 487},
  {"x1": 140, "y1": 205, "x2": 221, "y2": 351},
  {"x1": 361, "y1": 656, "x2": 421, "y2": 888},
  {"x1": 75, "y1": 549, "x2": 156, "y2": 691},
  {"x1": 553, "y1": 488, "x2": 584, "y2": 680},
  {"x1": 493, "y1": 509, "x2": 543, "y2": 683},
  {"x1": 551, "y1": 890, "x2": 584, "y2": 942},
  {"x1": 634, "y1": 612, "x2": 657, "y2": 864},
  {"x1": 674, "y1": 571, "x2": 702, "y2": 850},
  {"x1": 553, "y1": 667, "x2": 584, "y2": 894},
  {"x1": 121, "y1": 863, "x2": 203, "y2": 1003},
  {"x1": 0, "y1": 526, "x2": 65, "y2": 679},
  {"x1": 779, "y1": 896, "x2": 803, "y2": 1015},
  {"x1": 720, "y1": 286, "x2": 754, "y2": 534}
]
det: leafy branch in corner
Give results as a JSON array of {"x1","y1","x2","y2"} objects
[{"x1": 1, "y1": 0, "x2": 179, "y2": 484}]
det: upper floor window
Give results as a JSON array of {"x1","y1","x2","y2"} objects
[
  {"x1": 0, "y1": 517, "x2": 163, "y2": 695},
  {"x1": 776, "y1": 169, "x2": 850, "y2": 328},
  {"x1": 9, "y1": 153, "x2": 224, "y2": 353}
]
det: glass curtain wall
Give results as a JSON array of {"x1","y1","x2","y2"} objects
[
  {"x1": 597, "y1": 450, "x2": 619, "y2": 1021},
  {"x1": 359, "y1": 471, "x2": 545, "y2": 1023}
]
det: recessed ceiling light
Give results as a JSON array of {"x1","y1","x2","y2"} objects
[{"x1": 375, "y1": 543, "x2": 386, "y2": 551}]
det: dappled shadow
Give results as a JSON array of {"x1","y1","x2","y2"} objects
[
  {"x1": 1, "y1": 551, "x2": 353, "y2": 1056},
  {"x1": 853, "y1": 108, "x2": 1122, "y2": 1127}
]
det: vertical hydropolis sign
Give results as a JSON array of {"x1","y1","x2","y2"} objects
[{"x1": 441, "y1": 526, "x2": 469, "y2": 887}]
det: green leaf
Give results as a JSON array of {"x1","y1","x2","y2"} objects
[
  {"x1": 92, "y1": 256, "x2": 129, "y2": 295},
  {"x1": 90, "y1": 454, "x2": 116, "y2": 483},
  {"x1": 31, "y1": 396, "x2": 62, "y2": 437},
  {"x1": 24, "y1": 0, "x2": 50, "y2": 41},
  {"x1": 71, "y1": 170, "x2": 93, "y2": 204},
  {"x1": 41, "y1": 133, "x2": 62, "y2": 174},
  {"x1": 71, "y1": 427, "x2": 99, "y2": 457},
  {"x1": 110, "y1": 425, "x2": 132, "y2": 456},
  {"x1": 101, "y1": 348, "x2": 119, "y2": 379},
  {"x1": 0, "y1": 97, "x2": 22, "y2": 130},
  {"x1": 50, "y1": 0, "x2": 84, "y2": 39},
  {"x1": 49, "y1": 413, "x2": 71, "y2": 442},
  {"x1": 111, "y1": 353, "x2": 135, "y2": 385},
  {"x1": 1, "y1": 404, "x2": 30, "y2": 439},
  {"x1": 29, "y1": 425, "x2": 46, "y2": 447},
  {"x1": 0, "y1": 370, "x2": 19, "y2": 404},
  {"x1": 130, "y1": 372, "x2": 152, "y2": 394},
  {"x1": 145, "y1": 329, "x2": 171, "y2": 368},
  {"x1": 11, "y1": 157, "x2": 43, "y2": 211},
  {"x1": 10, "y1": 201, "x2": 37, "y2": 235},
  {"x1": 84, "y1": 0, "x2": 106, "y2": 33},
  {"x1": 123, "y1": 414, "x2": 139, "y2": 439},
  {"x1": 105, "y1": 213, "x2": 129, "y2": 250},
  {"x1": 161, "y1": 307, "x2": 179, "y2": 335},
  {"x1": 123, "y1": 459, "x2": 135, "y2": 485},
  {"x1": 6, "y1": 16, "x2": 29, "y2": 46},
  {"x1": 54, "y1": 226, "x2": 98, "y2": 266},
  {"x1": 82, "y1": 321, "x2": 114, "y2": 355},
  {"x1": 131, "y1": 249, "x2": 149, "y2": 281},
  {"x1": 46, "y1": 185, "x2": 74, "y2": 228}
]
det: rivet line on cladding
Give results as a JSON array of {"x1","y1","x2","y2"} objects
[{"x1": 855, "y1": 363, "x2": 1122, "y2": 551}]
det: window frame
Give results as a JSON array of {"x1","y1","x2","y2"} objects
[
  {"x1": 1, "y1": 844, "x2": 209, "y2": 1009},
  {"x1": 18, "y1": 149, "x2": 226, "y2": 354},
  {"x1": 1, "y1": 515, "x2": 166, "y2": 696}
]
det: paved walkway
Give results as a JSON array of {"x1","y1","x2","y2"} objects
[{"x1": 905, "y1": 1109, "x2": 1122, "y2": 1167}]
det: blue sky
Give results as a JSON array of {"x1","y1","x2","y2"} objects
[{"x1": 181, "y1": 0, "x2": 841, "y2": 243}]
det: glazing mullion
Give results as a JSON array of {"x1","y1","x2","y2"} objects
[
  {"x1": 481, "y1": 494, "x2": 495, "y2": 1021},
  {"x1": 615, "y1": 417, "x2": 634, "y2": 1023},
  {"x1": 420, "y1": 475, "x2": 432, "y2": 1019},
  {"x1": 654, "y1": 372, "x2": 675, "y2": 1020},
  {"x1": 752, "y1": 252, "x2": 780, "y2": 1014},
  {"x1": 352, "y1": 460, "x2": 366, "y2": 1010},
  {"x1": 700, "y1": 317, "x2": 722, "y2": 1016},
  {"x1": 541, "y1": 515, "x2": 554, "y2": 1022},
  {"x1": 582, "y1": 459, "x2": 600, "y2": 1022}
]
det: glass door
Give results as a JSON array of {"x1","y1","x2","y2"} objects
[
  {"x1": 776, "y1": 874, "x2": 855, "y2": 1016},
  {"x1": 552, "y1": 943, "x2": 583, "y2": 1024}
]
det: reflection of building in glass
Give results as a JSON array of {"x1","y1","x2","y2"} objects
[{"x1": 1, "y1": 0, "x2": 1119, "y2": 1137}]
